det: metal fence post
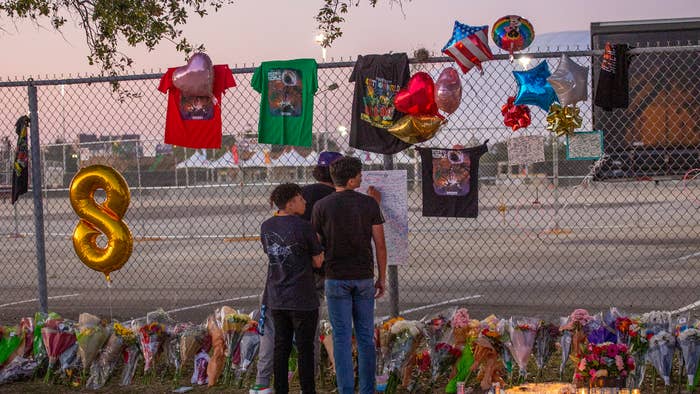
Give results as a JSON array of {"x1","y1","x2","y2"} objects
[
  {"x1": 28, "y1": 81, "x2": 49, "y2": 313},
  {"x1": 383, "y1": 153, "x2": 400, "y2": 317}
]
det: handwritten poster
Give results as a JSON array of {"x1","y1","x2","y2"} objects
[
  {"x1": 507, "y1": 135, "x2": 545, "y2": 166},
  {"x1": 567, "y1": 130, "x2": 604, "y2": 160},
  {"x1": 358, "y1": 170, "x2": 409, "y2": 265}
]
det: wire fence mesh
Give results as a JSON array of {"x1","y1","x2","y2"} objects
[{"x1": 0, "y1": 46, "x2": 698, "y2": 325}]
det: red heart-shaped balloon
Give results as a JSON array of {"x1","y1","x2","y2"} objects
[{"x1": 394, "y1": 72, "x2": 439, "y2": 117}]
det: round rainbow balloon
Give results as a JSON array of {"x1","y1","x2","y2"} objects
[{"x1": 492, "y1": 15, "x2": 535, "y2": 54}]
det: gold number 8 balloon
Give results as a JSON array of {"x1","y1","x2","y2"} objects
[{"x1": 69, "y1": 165, "x2": 133, "y2": 282}]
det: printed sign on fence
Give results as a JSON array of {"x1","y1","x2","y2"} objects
[
  {"x1": 358, "y1": 170, "x2": 409, "y2": 265},
  {"x1": 507, "y1": 135, "x2": 545, "y2": 166},
  {"x1": 566, "y1": 130, "x2": 604, "y2": 160}
]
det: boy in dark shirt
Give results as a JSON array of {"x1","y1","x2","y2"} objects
[{"x1": 260, "y1": 183, "x2": 324, "y2": 394}]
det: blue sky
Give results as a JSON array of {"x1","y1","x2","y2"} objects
[{"x1": 0, "y1": 0, "x2": 697, "y2": 77}]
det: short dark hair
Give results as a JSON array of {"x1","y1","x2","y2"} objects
[
  {"x1": 269, "y1": 183, "x2": 302, "y2": 210},
  {"x1": 312, "y1": 165, "x2": 332, "y2": 183},
  {"x1": 330, "y1": 156, "x2": 362, "y2": 186}
]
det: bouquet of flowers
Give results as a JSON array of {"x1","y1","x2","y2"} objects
[
  {"x1": 641, "y1": 310, "x2": 671, "y2": 335},
  {"x1": 614, "y1": 316, "x2": 633, "y2": 346},
  {"x1": 18, "y1": 318, "x2": 34, "y2": 359},
  {"x1": 41, "y1": 318, "x2": 77, "y2": 383},
  {"x1": 232, "y1": 321, "x2": 260, "y2": 387},
  {"x1": 76, "y1": 313, "x2": 110, "y2": 375},
  {"x1": 138, "y1": 321, "x2": 165, "y2": 378},
  {"x1": 561, "y1": 309, "x2": 591, "y2": 382},
  {"x1": 677, "y1": 322, "x2": 700, "y2": 388},
  {"x1": 507, "y1": 317, "x2": 539, "y2": 380},
  {"x1": 446, "y1": 309, "x2": 479, "y2": 393},
  {"x1": 165, "y1": 322, "x2": 192, "y2": 384},
  {"x1": 85, "y1": 330, "x2": 123, "y2": 389},
  {"x1": 534, "y1": 321, "x2": 560, "y2": 376},
  {"x1": 586, "y1": 312, "x2": 617, "y2": 345},
  {"x1": 383, "y1": 319, "x2": 422, "y2": 394},
  {"x1": 647, "y1": 330, "x2": 675, "y2": 386},
  {"x1": 430, "y1": 342, "x2": 461, "y2": 385},
  {"x1": 179, "y1": 323, "x2": 207, "y2": 368},
  {"x1": 575, "y1": 341, "x2": 634, "y2": 388},
  {"x1": 207, "y1": 315, "x2": 226, "y2": 387},
  {"x1": 377, "y1": 317, "x2": 403, "y2": 373},
  {"x1": 626, "y1": 315, "x2": 650, "y2": 388},
  {"x1": 191, "y1": 350, "x2": 210, "y2": 385},
  {"x1": 114, "y1": 321, "x2": 140, "y2": 386},
  {"x1": 559, "y1": 316, "x2": 573, "y2": 379},
  {"x1": 217, "y1": 307, "x2": 251, "y2": 385}
]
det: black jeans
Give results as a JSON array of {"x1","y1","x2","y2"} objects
[{"x1": 271, "y1": 308, "x2": 319, "y2": 394}]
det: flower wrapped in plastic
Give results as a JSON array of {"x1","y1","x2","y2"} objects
[
  {"x1": 507, "y1": 317, "x2": 539, "y2": 380},
  {"x1": 113, "y1": 321, "x2": 140, "y2": 386},
  {"x1": 471, "y1": 336, "x2": 505, "y2": 391},
  {"x1": 647, "y1": 330, "x2": 675, "y2": 386},
  {"x1": 422, "y1": 310, "x2": 457, "y2": 385},
  {"x1": 586, "y1": 312, "x2": 617, "y2": 345},
  {"x1": 179, "y1": 323, "x2": 207, "y2": 368},
  {"x1": 216, "y1": 307, "x2": 251, "y2": 385},
  {"x1": 138, "y1": 321, "x2": 165, "y2": 375},
  {"x1": 0, "y1": 356, "x2": 38, "y2": 384},
  {"x1": 383, "y1": 319, "x2": 422, "y2": 394},
  {"x1": 641, "y1": 310, "x2": 672, "y2": 335},
  {"x1": 319, "y1": 320, "x2": 335, "y2": 372},
  {"x1": 627, "y1": 315, "x2": 650, "y2": 388},
  {"x1": 191, "y1": 350, "x2": 210, "y2": 385},
  {"x1": 377, "y1": 317, "x2": 404, "y2": 373},
  {"x1": 76, "y1": 313, "x2": 111, "y2": 375},
  {"x1": 446, "y1": 310, "x2": 479, "y2": 393},
  {"x1": 165, "y1": 322, "x2": 191, "y2": 383},
  {"x1": 614, "y1": 315, "x2": 633, "y2": 346},
  {"x1": 534, "y1": 321, "x2": 560, "y2": 376},
  {"x1": 85, "y1": 330, "x2": 123, "y2": 389},
  {"x1": 560, "y1": 309, "x2": 591, "y2": 382},
  {"x1": 232, "y1": 321, "x2": 260, "y2": 387},
  {"x1": 207, "y1": 315, "x2": 226, "y2": 387},
  {"x1": 18, "y1": 318, "x2": 34, "y2": 359},
  {"x1": 574, "y1": 341, "x2": 634, "y2": 388},
  {"x1": 430, "y1": 342, "x2": 461, "y2": 385},
  {"x1": 41, "y1": 318, "x2": 76, "y2": 383},
  {"x1": 677, "y1": 324, "x2": 700, "y2": 388}
]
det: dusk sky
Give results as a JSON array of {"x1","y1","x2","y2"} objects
[{"x1": 0, "y1": 0, "x2": 698, "y2": 78}]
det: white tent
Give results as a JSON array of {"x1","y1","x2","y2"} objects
[
  {"x1": 239, "y1": 151, "x2": 270, "y2": 168},
  {"x1": 274, "y1": 150, "x2": 314, "y2": 167},
  {"x1": 176, "y1": 150, "x2": 213, "y2": 169},
  {"x1": 210, "y1": 151, "x2": 238, "y2": 168}
]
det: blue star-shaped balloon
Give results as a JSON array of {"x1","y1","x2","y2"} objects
[{"x1": 512, "y1": 60, "x2": 558, "y2": 111}]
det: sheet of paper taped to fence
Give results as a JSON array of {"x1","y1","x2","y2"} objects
[{"x1": 357, "y1": 170, "x2": 409, "y2": 265}]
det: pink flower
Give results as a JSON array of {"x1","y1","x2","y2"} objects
[
  {"x1": 574, "y1": 373, "x2": 582, "y2": 381},
  {"x1": 589, "y1": 369, "x2": 597, "y2": 377},
  {"x1": 578, "y1": 359, "x2": 587, "y2": 371},
  {"x1": 615, "y1": 354, "x2": 624, "y2": 371},
  {"x1": 606, "y1": 344, "x2": 619, "y2": 358}
]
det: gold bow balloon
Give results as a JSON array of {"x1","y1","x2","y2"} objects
[
  {"x1": 69, "y1": 165, "x2": 133, "y2": 282},
  {"x1": 387, "y1": 114, "x2": 447, "y2": 144},
  {"x1": 546, "y1": 103, "x2": 583, "y2": 137}
]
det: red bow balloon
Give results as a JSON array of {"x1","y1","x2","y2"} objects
[
  {"x1": 394, "y1": 72, "x2": 441, "y2": 117},
  {"x1": 501, "y1": 96, "x2": 531, "y2": 131}
]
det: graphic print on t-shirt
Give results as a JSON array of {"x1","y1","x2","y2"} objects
[
  {"x1": 268, "y1": 69, "x2": 303, "y2": 117},
  {"x1": 263, "y1": 231, "x2": 295, "y2": 266},
  {"x1": 361, "y1": 77, "x2": 400, "y2": 128},
  {"x1": 179, "y1": 95, "x2": 214, "y2": 120},
  {"x1": 432, "y1": 149, "x2": 471, "y2": 196}
]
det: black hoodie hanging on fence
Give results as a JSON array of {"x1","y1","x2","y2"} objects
[
  {"x1": 419, "y1": 142, "x2": 488, "y2": 218},
  {"x1": 349, "y1": 53, "x2": 411, "y2": 154},
  {"x1": 11, "y1": 116, "x2": 30, "y2": 204},
  {"x1": 594, "y1": 43, "x2": 631, "y2": 111}
]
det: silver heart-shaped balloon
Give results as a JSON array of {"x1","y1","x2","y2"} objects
[{"x1": 172, "y1": 53, "x2": 214, "y2": 97}]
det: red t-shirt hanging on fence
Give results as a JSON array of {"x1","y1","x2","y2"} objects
[{"x1": 158, "y1": 65, "x2": 236, "y2": 149}]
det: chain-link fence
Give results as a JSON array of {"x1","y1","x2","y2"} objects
[{"x1": 1, "y1": 46, "x2": 698, "y2": 325}]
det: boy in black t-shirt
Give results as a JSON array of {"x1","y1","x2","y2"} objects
[{"x1": 260, "y1": 183, "x2": 324, "y2": 394}]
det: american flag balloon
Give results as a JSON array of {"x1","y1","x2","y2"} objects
[{"x1": 441, "y1": 21, "x2": 494, "y2": 74}]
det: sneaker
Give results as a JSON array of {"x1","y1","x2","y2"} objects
[{"x1": 249, "y1": 384, "x2": 273, "y2": 394}]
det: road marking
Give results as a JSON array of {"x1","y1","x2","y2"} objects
[
  {"x1": 377, "y1": 294, "x2": 482, "y2": 321},
  {"x1": 671, "y1": 299, "x2": 700, "y2": 315},
  {"x1": 0, "y1": 293, "x2": 81, "y2": 308},
  {"x1": 677, "y1": 251, "x2": 700, "y2": 261},
  {"x1": 127, "y1": 294, "x2": 260, "y2": 322}
]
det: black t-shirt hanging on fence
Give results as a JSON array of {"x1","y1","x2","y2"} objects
[
  {"x1": 419, "y1": 142, "x2": 489, "y2": 218},
  {"x1": 300, "y1": 183, "x2": 335, "y2": 222},
  {"x1": 311, "y1": 190, "x2": 385, "y2": 280},
  {"x1": 260, "y1": 215, "x2": 323, "y2": 311},
  {"x1": 349, "y1": 53, "x2": 411, "y2": 154},
  {"x1": 11, "y1": 116, "x2": 30, "y2": 205},
  {"x1": 594, "y1": 43, "x2": 631, "y2": 111}
]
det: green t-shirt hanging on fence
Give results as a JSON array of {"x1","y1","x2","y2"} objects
[{"x1": 252, "y1": 58, "x2": 318, "y2": 147}]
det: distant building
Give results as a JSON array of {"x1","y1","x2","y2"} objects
[{"x1": 77, "y1": 133, "x2": 142, "y2": 161}]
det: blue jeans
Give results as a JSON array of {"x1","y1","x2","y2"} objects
[{"x1": 325, "y1": 279, "x2": 375, "y2": 394}]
